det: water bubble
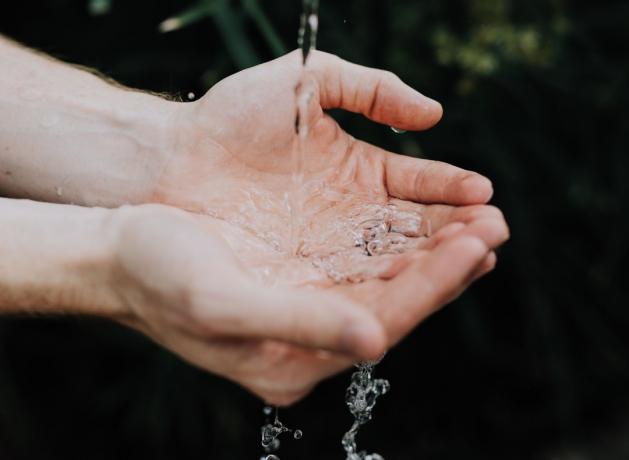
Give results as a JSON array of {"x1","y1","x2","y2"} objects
[
  {"x1": 390, "y1": 127, "x2": 407, "y2": 134},
  {"x1": 293, "y1": 429, "x2": 303, "y2": 439},
  {"x1": 187, "y1": 92, "x2": 195, "y2": 100}
]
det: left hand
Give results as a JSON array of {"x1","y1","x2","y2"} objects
[{"x1": 151, "y1": 50, "x2": 496, "y2": 261}]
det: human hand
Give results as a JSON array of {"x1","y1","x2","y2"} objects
[
  {"x1": 111, "y1": 202, "x2": 507, "y2": 406},
  {"x1": 154, "y1": 50, "x2": 496, "y2": 261}
]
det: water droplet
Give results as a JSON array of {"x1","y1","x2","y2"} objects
[
  {"x1": 265, "y1": 456, "x2": 280, "y2": 460},
  {"x1": 390, "y1": 127, "x2": 407, "y2": 134},
  {"x1": 293, "y1": 429, "x2": 303, "y2": 439},
  {"x1": 187, "y1": 92, "x2": 195, "y2": 100},
  {"x1": 263, "y1": 406, "x2": 273, "y2": 416}
]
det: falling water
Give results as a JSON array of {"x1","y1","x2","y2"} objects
[
  {"x1": 288, "y1": 0, "x2": 320, "y2": 255},
  {"x1": 342, "y1": 361, "x2": 390, "y2": 460},
  {"x1": 298, "y1": 0, "x2": 319, "y2": 64},
  {"x1": 259, "y1": 5, "x2": 320, "y2": 456},
  {"x1": 260, "y1": 406, "x2": 302, "y2": 460},
  {"x1": 294, "y1": 2, "x2": 396, "y2": 459}
]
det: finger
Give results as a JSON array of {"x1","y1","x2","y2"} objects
[
  {"x1": 387, "y1": 201, "x2": 508, "y2": 244},
  {"x1": 471, "y1": 251, "x2": 497, "y2": 282},
  {"x1": 421, "y1": 216, "x2": 510, "y2": 251},
  {"x1": 196, "y1": 286, "x2": 387, "y2": 361},
  {"x1": 378, "y1": 235, "x2": 490, "y2": 345},
  {"x1": 311, "y1": 51, "x2": 443, "y2": 131},
  {"x1": 416, "y1": 221, "x2": 466, "y2": 250},
  {"x1": 358, "y1": 140, "x2": 492, "y2": 204},
  {"x1": 421, "y1": 204, "x2": 506, "y2": 235},
  {"x1": 354, "y1": 250, "x2": 423, "y2": 281},
  {"x1": 381, "y1": 148, "x2": 494, "y2": 204}
]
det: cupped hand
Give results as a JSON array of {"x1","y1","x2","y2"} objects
[
  {"x1": 154, "y1": 50, "x2": 494, "y2": 255},
  {"x1": 112, "y1": 202, "x2": 507, "y2": 406}
]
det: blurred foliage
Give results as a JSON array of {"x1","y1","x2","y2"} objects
[
  {"x1": 432, "y1": 0, "x2": 570, "y2": 94},
  {"x1": 1, "y1": 0, "x2": 628, "y2": 459}
]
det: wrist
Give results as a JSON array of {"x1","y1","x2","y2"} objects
[
  {"x1": 0, "y1": 199, "x2": 134, "y2": 322},
  {"x1": 81, "y1": 86, "x2": 184, "y2": 206},
  {"x1": 146, "y1": 99, "x2": 224, "y2": 212}
]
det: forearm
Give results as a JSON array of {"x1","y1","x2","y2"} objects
[
  {"x1": 0, "y1": 36, "x2": 179, "y2": 206},
  {"x1": 0, "y1": 197, "x2": 128, "y2": 319}
]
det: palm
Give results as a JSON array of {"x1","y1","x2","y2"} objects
[
  {"x1": 162, "y1": 55, "x2": 393, "y2": 257},
  {"x1": 160, "y1": 52, "x2": 459, "y2": 267}
]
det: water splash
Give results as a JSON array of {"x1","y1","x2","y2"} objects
[
  {"x1": 342, "y1": 361, "x2": 390, "y2": 460},
  {"x1": 260, "y1": 406, "x2": 303, "y2": 460},
  {"x1": 307, "y1": 202, "x2": 428, "y2": 283}
]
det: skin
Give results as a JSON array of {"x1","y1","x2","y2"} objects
[{"x1": 0, "y1": 38, "x2": 509, "y2": 405}]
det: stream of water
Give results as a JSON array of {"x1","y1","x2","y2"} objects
[
  {"x1": 342, "y1": 360, "x2": 390, "y2": 460},
  {"x1": 260, "y1": 5, "x2": 320, "y2": 458},
  {"x1": 258, "y1": 0, "x2": 431, "y2": 457}
]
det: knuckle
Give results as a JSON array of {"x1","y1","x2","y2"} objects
[{"x1": 381, "y1": 69, "x2": 399, "y2": 82}]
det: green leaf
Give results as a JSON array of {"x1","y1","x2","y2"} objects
[
  {"x1": 158, "y1": 0, "x2": 218, "y2": 34},
  {"x1": 212, "y1": 0, "x2": 259, "y2": 69},
  {"x1": 241, "y1": 0, "x2": 287, "y2": 56}
]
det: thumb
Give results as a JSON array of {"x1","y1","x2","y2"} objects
[
  {"x1": 214, "y1": 286, "x2": 386, "y2": 361},
  {"x1": 310, "y1": 51, "x2": 443, "y2": 131}
]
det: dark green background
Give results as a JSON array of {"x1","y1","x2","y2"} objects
[{"x1": 1, "y1": 0, "x2": 628, "y2": 459}]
